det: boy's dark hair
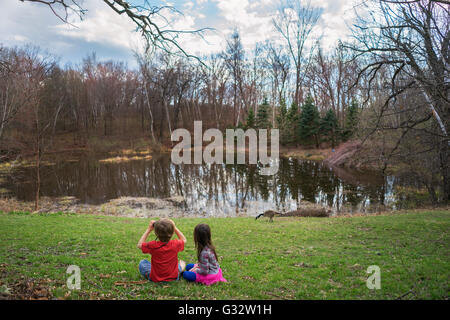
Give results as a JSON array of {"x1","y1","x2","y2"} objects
[
  {"x1": 193, "y1": 224, "x2": 218, "y2": 261},
  {"x1": 154, "y1": 219, "x2": 174, "y2": 242}
]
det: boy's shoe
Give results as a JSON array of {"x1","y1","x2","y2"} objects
[{"x1": 179, "y1": 260, "x2": 186, "y2": 273}]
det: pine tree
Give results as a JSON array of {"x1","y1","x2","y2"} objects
[
  {"x1": 276, "y1": 98, "x2": 287, "y2": 127},
  {"x1": 285, "y1": 102, "x2": 299, "y2": 145},
  {"x1": 277, "y1": 99, "x2": 299, "y2": 145},
  {"x1": 256, "y1": 97, "x2": 271, "y2": 129},
  {"x1": 245, "y1": 108, "x2": 256, "y2": 129},
  {"x1": 342, "y1": 99, "x2": 359, "y2": 141},
  {"x1": 276, "y1": 99, "x2": 289, "y2": 144},
  {"x1": 298, "y1": 96, "x2": 320, "y2": 148},
  {"x1": 320, "y1": 108, "x2": 339, "y2": 148}
]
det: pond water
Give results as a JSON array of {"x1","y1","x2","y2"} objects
[{"x1": 3, "y1": 153, "x2": 416, "y2": 217}]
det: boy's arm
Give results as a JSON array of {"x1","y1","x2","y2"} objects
[
  {"x1": 169, "y1": 219, "x2": 186, "y2": 244},
  {"x1": 137, "y1": 220, "x2": 155, "y2": 249}
]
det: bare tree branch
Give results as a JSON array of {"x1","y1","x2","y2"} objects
[{"x1": 19, "y1": 0, "x2": 212, "y2": 61}]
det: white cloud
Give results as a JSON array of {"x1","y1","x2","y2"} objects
[
  {"x1": 316, "y1": 0, "x2": 357, "y2": 49},
  {"x1": 208, "y1": 0, "x2": 356, "y2": 54},
  {"x1": 208, "y1": 0, "x2": 276, "y2": 53},
  {"x1": 53, "y1": 2, "x2": 142, "y2": 51},
  {"x1": 11, "y1": 35, "x2": 29, "y2": 42},
  {"x1": 0, "y1": 0, "x2": 358, "y2": 64},
  {"x1": 0, "y1": 0, "x2": 139, "y2": 64},
  {"x1": 184, "y1": 1, "x2": 194, "y2": 9}
]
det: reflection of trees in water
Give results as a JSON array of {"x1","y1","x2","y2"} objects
[{"x1": 9, "y1": 155, "x2": 392, "y2": 213}]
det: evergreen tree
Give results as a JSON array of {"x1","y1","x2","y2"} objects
[
  {"x1": 342, "y1": 99, "x2": 359, "y2": 141},
  {"x1": 245, "y1": 108, "x2": 256, "y2": 129},
  {"x1": 256, "y1": 97, "x2": 271, "y2": 129},
  {"x1": 285, "y1": 102, "x2": 299, "y2": 145},
  {"x1": 276, "y1": 98, "x2": 287, "y2": 127},
  {"x1": 298, "y1": 96, "x2": 320, "y2": 148},
  {"x1": 320, "y1": 108, "x2": 339, "y2": 148},
  {"x1": 276, "y1": 99, "x2": 289, "y2": 144}
]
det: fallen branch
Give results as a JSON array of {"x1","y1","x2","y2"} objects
[
  {"x1": 396, "y1": 290, "x2": 414, "y2": 300},
  {"x1": 114, "y1": 281, "x2": 148, "y2": 286}
]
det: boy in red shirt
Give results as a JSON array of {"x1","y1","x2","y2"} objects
[{"x1": 137, "y1": 219, "x2": 187, "y2": 282}]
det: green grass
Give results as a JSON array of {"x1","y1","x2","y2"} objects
[{"x1": 0, "y1": 210, "x2": 449, "y2": 300}]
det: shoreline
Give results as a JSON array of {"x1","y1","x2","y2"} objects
[
  {"x1": 1, "y1": 130, "x2": 368, "y2": 170},
  {"x1": 1, "y1": 196, "x2": 447, "y2": 219}
]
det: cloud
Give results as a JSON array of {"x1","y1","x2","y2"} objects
[
  {"x1": 53, "y1": 2, "x2": 142, "y2": 51},
  {"x1": 208, "y1": 0, "x2": 356, "y2": 53},
  {"x1": 0, "y1": 0, "x2": 357, "y2": 65},
  {"x1": 315, "y1": 0, "x2": 357, "y2": 49},
  {"x1": 207, "y1": 0, "x2": 276, "y2": 52},
  {"x1": 0, "y1": 0, "x2": 138, "y2": 65},
  {"x1": 184, "y1": 1, "x2": 194, "y2": 9}
]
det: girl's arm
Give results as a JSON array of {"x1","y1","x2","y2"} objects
[
  {"x1": 137, "y1": 220, "x2": 155, "y2": 249},
  {"x1": 195, "y1": 249, "x2": 211, "y2": 275}
]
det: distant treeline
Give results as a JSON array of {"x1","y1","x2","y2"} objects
[{"x1": 0, "y1": 38, "x2": 361, "y2": 151}]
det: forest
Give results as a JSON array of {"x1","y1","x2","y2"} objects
[{"x1": 0, "y1": 0, "x2": 448, "y2": 206}]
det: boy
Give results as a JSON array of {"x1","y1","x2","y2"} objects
[{"x1": 137, "y1": 218, "x2": 187, "y2": 282}]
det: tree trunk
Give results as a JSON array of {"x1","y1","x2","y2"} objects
[
  {"x1": 34, "y1": 132, "x2": 40, "y2": 212},
  {"x1": 143, "y1": 86, "x2": 156, "y2": 142},
  {"x1": 440, "y1": 142, "x2": 450, "y2": 202},
  {"x1": 163, "y1": 100, "x2": 172, "y2": 136}
]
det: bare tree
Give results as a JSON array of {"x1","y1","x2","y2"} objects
[
  {"x1": 222, "y1": 30, "x2": 246, "y2": 126},
  {"x1": 273, "y1": 0, "x2": 322, "y2": 106},
  {"x1": 135, "y1": 51, "x2": 157, "y2": 142},
  {"x1": 348, "y1": 0, "x2": 449, "y2": 202},
  {"x1": 264, "y1": 42, "x2": 290, "y2": 110},
  {"x1": 199, "y1": 53, "x2": 229, "y2": 129},
  {"x1": 306, "y1": 42, "x2": 360, "y2": 126},
  {"x1": 154, "y1": 54, "x2": 176, "y2": 140},
  {"x1": 0, "y1": 46, "x2": 36, "y2": 148},
  {"x1": 8, "y1": 46, "x2": 58, "y2": 210}
]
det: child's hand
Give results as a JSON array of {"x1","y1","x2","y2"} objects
[
  {"x1": 190, "y1": 265, "x2": 199, "y2": 272},
  {"x1": 148, "y1": 220, "x2": 156, "y2": 231},
  {"x1": 167, "y1": 219, "x2": 176, "y2": 228}
]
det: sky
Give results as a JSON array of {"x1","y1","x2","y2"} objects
[{"x1": 0, "y1": 0, "x2": 359, "y2": 68}]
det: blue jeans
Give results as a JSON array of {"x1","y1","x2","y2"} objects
[
  {"x1": 182, "y1": 263, "x2": 197, "y2": 282},
  {"x1": 139, "y1": 259, "x2": 182, "y2": 281}
]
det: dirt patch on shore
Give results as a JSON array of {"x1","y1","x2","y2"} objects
[
  {"x1": 280, "y1": 147, "x2": 332, "y2": 161},
  {"x1": 324, "y1": 141, "x2": 362, "y2": 167},
  {"x1": 0, "y1": 196, "x2": 188, "y2": 218}
]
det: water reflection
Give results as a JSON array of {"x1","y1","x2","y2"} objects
[{"x1": 6, "y1": 154, "x2": 403, "y2": 216}]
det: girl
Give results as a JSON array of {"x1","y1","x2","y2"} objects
[{"x1": 182, "y1": 223, "x2": 227, "y2": 285}]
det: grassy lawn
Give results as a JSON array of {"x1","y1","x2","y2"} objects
[{"x1": 0, "y1": 210, "x2": 448, "y2": 300}]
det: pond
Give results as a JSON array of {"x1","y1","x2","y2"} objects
[{"x1": 2, "y1": 153, "x2": 418, "y2": 217}]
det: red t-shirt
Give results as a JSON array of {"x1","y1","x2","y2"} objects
[{"x1": 141, "y1": 239, "x2": 184, "y2": 282}]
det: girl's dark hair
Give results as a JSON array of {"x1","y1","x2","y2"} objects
[{"x1": 193, "y1": 224, "x2": 218, "y2": 261}]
